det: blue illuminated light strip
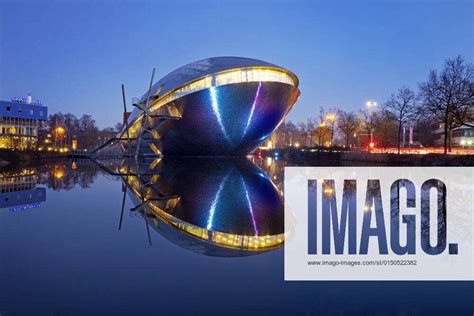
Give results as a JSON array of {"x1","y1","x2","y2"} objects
[
  {"x1": 210, "y1": 86, "x2": 232, "y2": 144},
  {"x1": 206, "y1": 173, "x2": 230, "y2": 231},
  {"x1": 241, "y1": 176, "x2": 259, "y2": 236},
  {"x1": 242, "y1": 81, "x2": 262, "y2": 139},
  {"x1": 9, "y1": 203, "x2": 41, "y2": 213}
]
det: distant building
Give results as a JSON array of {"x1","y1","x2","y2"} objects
[
  {"x1": 0, "y1": 93, "x2": 48, "y2": 150},
  {"x1": 432, "y1": 123, "x2": 474, "y2": 147},
  {"x1": 98, "y1": 128, "x2": 117, "y2": 144}
]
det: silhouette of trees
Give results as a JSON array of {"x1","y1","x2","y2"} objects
[
  {"x1": 337, "y1": 110, "x2": 359, "y2": 147},
  {"x1": 419, "y1": 55, "x2": 473, "y2": 153},
  {"x1": 298, "y1": 118, "x2": 317, "y2": 146},
  {"x1": 384, "y1": 87, "x2": 418, "y2": 153}
]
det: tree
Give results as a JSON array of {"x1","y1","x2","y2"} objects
[
  {"x1": 48, "y1": 112, "x2": 65, "y2": 129},
  {"x1": 360, "y1": 110, "x2": 377, "y2": 147},
  {"x1": 298, "y1": 117, "x2": 317, "y2": 146},
  {"x1": 414, "y1": 117, "x2": 435, "y2": 147},
  {"x1": 274, "y1": 120, "x2": 299, "y2": 147},
  {"x1": 419, "y1": 55, "x2": 474, "y2": 153},
  {"x1": 325, "y1": 110, "x2": 337, "y2": 146},
  {"x1": 314, "y1": 107, "x2": 330, "y2": 146},
  {"x1": 337, "y1": 110, "x2": 359, "y2": 147},
  {"x1": 373, "y1": 111, "x2": 398, "y2": 148},
  {"x1": 63, "y1": 113, "x2": 79, "y2": 146},
  {"x1": 78, "y1": 115, "x2": 99, "y2": 149},
  {"x1": 114, "y1": 122, "x2": 124, "y2": 132},
  {"x1": 314, "y1": 124, "x2": 330, "y2": 146},
  {"x1": 384, "y1": 87, "x2": 418, "y2": 153}
]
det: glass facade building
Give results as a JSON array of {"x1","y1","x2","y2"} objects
[{"x1": 0, "y1": 96, "x2": 48, "y2": 150}]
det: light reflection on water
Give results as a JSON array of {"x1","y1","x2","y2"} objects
[
  {"x1": 0, "y1": 158, "x2": 286, "y2": 257},
  {"x1": 0, "y1": 157, "x2": 470, "y2": 314},
  {"x1": 116, "y1": 158, "x2": 285, "y2": 256}
]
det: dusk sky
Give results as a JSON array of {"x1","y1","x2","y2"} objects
[{"x1": 0, "y1": 0, "x2": 472, "y2": 128}]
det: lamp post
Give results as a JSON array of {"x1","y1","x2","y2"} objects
[
  {"x1": 325, "y1": 113, "x2": 336, "y2": 146},
  {"x1": 54, "y1": 126, "x2": 65, "y2": 150},
  {"x1": 365, "y1": 100, "x2": 377, "y2": 144},
  {"x1": 318, "y1": 122, "x2": 325, "y2": 146}
]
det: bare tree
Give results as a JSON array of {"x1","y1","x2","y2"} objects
[
  {"x1": 297, "y1": 117, "x2": 317, "y2": 146},
  {"x1": 337, "y1": 110, "x2": 359, "y2": 147},
  {"x1": 314, "y1": 124, "x2": 330, "y2": 146},
  {"x1": 114, "y1": 122, "x2": 124, "y2": 132},
  {"x1": 78, "y1": 115, "x2": 99, "y2": 149},
  {"x1": 360, "y1": 110, "x2": 377, "y2": 147},
  {"x1": 325, "y1": 108, "x2": 337, "y2": 146},
  {"x1": 419, "y1": 55, "x2": 474, "y2": 153},
  {"x1": 314, "y1": 107, "x2": 330, "y2": 146},
  {"x1": 384, "y1": 87, "x2": 418, "y2": 153},
  {"x1": 373, "y1": 111, "x2": 398, "y2": 148},
  {"x1": 276, "y1": 120, "x2": 299, "y2": 147}
]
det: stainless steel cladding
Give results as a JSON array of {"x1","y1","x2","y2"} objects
[{"x1": 122, "y1": 57, "x2": 300, "y2": 156}]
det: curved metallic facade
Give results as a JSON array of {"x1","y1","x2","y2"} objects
[
  {"x1": 120, "y1": 158, "x2": 284, "y2": 256},
  {"x1": 122, "y1": 57, "x2": 300, "y2": 156}
]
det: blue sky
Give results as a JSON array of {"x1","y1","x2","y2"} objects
[{"x1": 0, "y1": 0, "x2": 472, "y2": 128}]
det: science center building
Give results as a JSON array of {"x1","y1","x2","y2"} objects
[{"x1": 121, "y1": 57, "x2": 300, "y2": 156}]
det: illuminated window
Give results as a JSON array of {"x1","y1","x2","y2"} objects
[{"x1": 148, "y1": 67, "x2": 296, "y2": 114}]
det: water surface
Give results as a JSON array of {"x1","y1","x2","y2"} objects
[{"x1": 0, "y1": 158, "x2": 471, "y2": 315}]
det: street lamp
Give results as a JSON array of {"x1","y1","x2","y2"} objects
[
  {"x1": 365, "y1": 101, "x2": 377, "y2": 145},
  {"x1": 55, "y1": 126, "x2": 65, "y2": 134},
  {"x1": 366, "y1": 100, "x2": 377, "y2": 108},
  {"x1": 54, "y1": 126, "x2": 66, "y2": 150},
  {"x1": 325, "y1": 113, "x2": 336, "y2": 146},
  {"x1": 325, "y1": 114, "x2": 336, "y2": 121}
]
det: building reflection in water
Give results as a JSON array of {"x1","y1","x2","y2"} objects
[
  {"x1": 0, "y1": 168, "x2": 46, "y2": 211},
  {"x1": 0, "y1": 159, "x2": 114, "y2": 204},
  {"x1": 36, "y1": 160, "x2": 105, "y2": 191},
  {"x1": 117, "y1": 158, "x2": 285, "y2": 257},
  {"x1": 0, "y1": 160, "x2": 106, "y2": 211},
  {"x1": 249, "y1": 155, "x2": 286, "y2": 193}
]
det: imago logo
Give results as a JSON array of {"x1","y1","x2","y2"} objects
[
  {"x1": 307, "y1": 178, "x2": 456, "y2": 256},
  {"x1": 284, "y1": 167, "x2": 473, "y2": 281}
]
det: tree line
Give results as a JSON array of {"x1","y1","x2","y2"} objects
[
  {"x1": 42, "y1": 112, "x2": 120, "y2": 150},
  {"x1": 273, "y1": 56, "x2": 473, "y2": 154}
]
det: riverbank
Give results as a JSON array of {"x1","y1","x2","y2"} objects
[
  {"x1": 1, "y1": 148, "x2": 473, "y2": 168},
  {"x1": 265, "y1": 148, "x2": 474, "y2": 166},
  {"x1": 0, "y1": 149, "x2": 68, "y2": 168}
]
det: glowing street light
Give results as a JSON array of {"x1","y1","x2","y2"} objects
[
  {"x1": 55, "y1": 126, "x2": 65, "y2": 135},
  {"x1": 325, "y1": 113, "x2": 336, "y2": 146},
  {"x1": 325, "y1": 114, "x2": 336, "y2": 122},
  {"x1": 53, "y1": 166, "x2": 65, "y2": 179},
  {"x1": 365, "y1": 102, "x2": 377, "y2": 144},
  {"x1": 366, "y1": 100, "x2": 377, "y2": 108},
  {"x1": 54, "y1": 126, "x2": 66, "y2": 150}
]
